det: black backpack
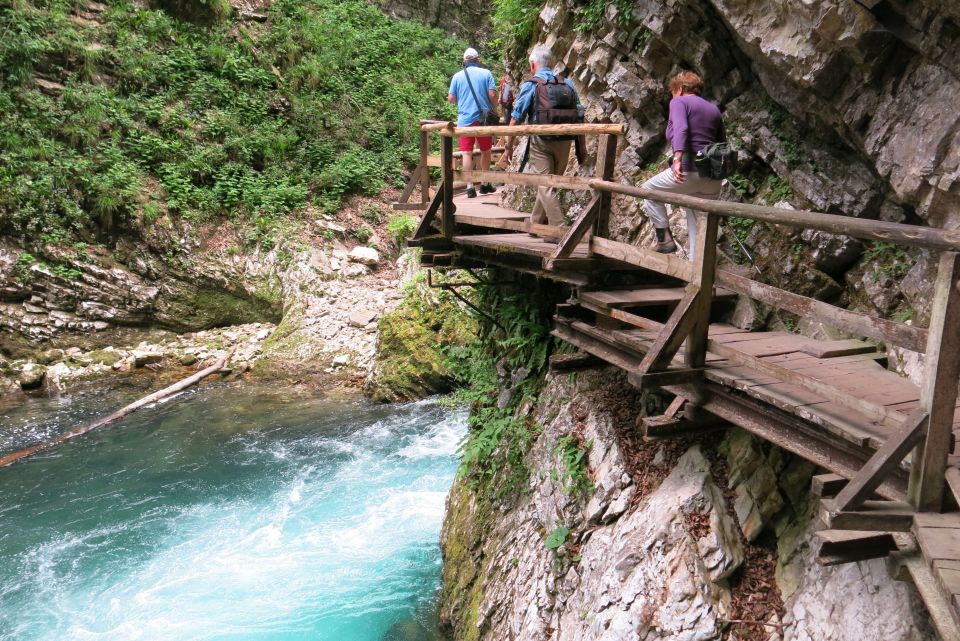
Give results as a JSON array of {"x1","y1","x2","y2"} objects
[
  {"x1": 694, "y1": 142, "x2": 738, "y2": 180},
  {"x1": 523, "y1": 75, "x2": 583, "y2": 141}
]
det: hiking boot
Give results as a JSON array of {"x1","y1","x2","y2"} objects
[
  {"x1": 479, "y1": 183, "x2": 497, "y2": 194},
  {"x1": 653, "y1": 239, "x2": 678, "y2": 253},
  {"x1": 466, "y1": 186, "x2": 477, "y2": 198}
]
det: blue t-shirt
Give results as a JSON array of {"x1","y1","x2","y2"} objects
[
  {"x1": 448, "y1": 64, "x2": 496, "y2": 127},
  {"x1": 511, "y1": 67, "x2": 579, "y2": 123}
]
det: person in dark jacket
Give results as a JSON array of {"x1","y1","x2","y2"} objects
[{"x1": 642, "y1": 71, "x2": 725, "y2": 260}]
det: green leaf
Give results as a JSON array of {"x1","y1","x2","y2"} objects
[{"x1": 544, "y1": 526, "x2": 569, "y2": 550}]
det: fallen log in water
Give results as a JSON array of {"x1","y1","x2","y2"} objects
[{"x1": 0, "y1": 350, "x2": 233, "y2": 468}]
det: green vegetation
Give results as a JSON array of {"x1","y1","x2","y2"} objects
[
  {"x1": 863, "y1": 241, "x2": 915, "y2": 282},
  {"x1": 573, "y1": 0, "x2": 638, "y2": 35},
  {"x1": 544, "y1": 525, "x2": 569, "y2": 550},
  {"x1": 724, "y1": 216, "x2": 755, "y2": 264},
  {"x1": 0, "y1": 0, "x2": 463, "y2": 244},
  {"x1": 450, "y1": 280, "x2": 561, "y2": 496},
  {"x1": 490, "y1": 0, "x2": 542, "y2": 60},
  {"x1": 386, "y1": 213, "x2": 418, "y2": 247},
  {"x1": 765, "y1": 175, "x2": 794, "y2": 205},
  {"x1": 551, "y1": 435, "x2": 593, "y2": 495}
]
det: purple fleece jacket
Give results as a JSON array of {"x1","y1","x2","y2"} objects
[{"x1": 666, "y1": 94, "x2": 725, "y2": 171}]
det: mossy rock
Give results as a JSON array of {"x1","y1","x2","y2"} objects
[
  {"x1": 87, "y1": 349, "x2": 122, "y2": 367},
  {"x1": 157, "y1": 285, "x2": 282, "y2": 332},
  {"x1": 366, "y1": 286, "x2": 478, "y2": 402}
]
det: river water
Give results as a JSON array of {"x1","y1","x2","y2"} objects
[{"x1": 0, "y1": 385, "x2": 464, "y2": 641}]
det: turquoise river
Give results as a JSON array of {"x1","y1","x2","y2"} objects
[{"x1": 0, "y1": 384, "x2": 465, "y2": 641}]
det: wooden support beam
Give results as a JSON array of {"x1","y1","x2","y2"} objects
[
  {"x1": 393, "y1": 202, "x2": 428, "y2": 211},
  {"x1": 629, "y1": 368, "x2": 705, "y2": 389},
  {"x1": 812, "y1": 473, "x2": 849, "y2": 498},
  {"x1": 946, "y1": 467, "x2": 960, "y2": 509},
  {"x1": 815, "y1": 530, "x2": 897, "y2": 566},
  {"x1": 548, "y1": 351, "x2": 604, "y2": 372},
  {"x1": 716, "y1": 270, "x2": 927, "y2": 352},
  {"x1": 640, "y1": 410, "x2": 726, "y2": 438},
  {"x1": 440, "y1": 136, "x2": 455, "y2": 238},
  {"x1": 419, "y1": 128, "x2": 431, "y2": 203},
  {"x1": 833, "y1": 408, "x2": 929, "y2": 511},
  {"x1": 576, "y1": 300, "x2": 665, "y2": 332},
  {"x1": 891, "y1": 552, "x2": 960, "y2": 641},
  {"x1": 636, "y1": 288, "x2": 700, "y2": 374},
  {"x1": 685, "y1": 213, "x2": 719, "y2": 371},
  {"x1": 594, "y1": 133, "x2": 617, "y2": 239},
  {"x1": 799, "y1": 339, "x2": 877, "y2": 358},
  {"x1": 397, "y1": 164, "x2": 424, "y2": 204},
  {"x1": 820, "y1": 498, "x2": 915, "y2": 532},
  {"x1": 910, "y1": 252, "x2": 960, "y2": 511},
  {"x1": 552, "y1": 194, "x2": 601, "y2": 259},
  {"x1": 588, "y1": 178, "x2": 960, "y2": 253},
  {"x1": 411, "y1": 184, "x2": 445, "y2": 240},
  {"x1": 590, "y1": 236, "x2": 695, "y2": 281}
]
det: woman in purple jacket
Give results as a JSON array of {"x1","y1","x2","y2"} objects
[{"x1": 642, "y1": 71, "x2": 725, "y2": 259}]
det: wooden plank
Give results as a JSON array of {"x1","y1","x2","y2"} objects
[
  {"x1": 552, "y1": 194, "x2": 600, "y2": 259},
  {"x1": 576, "y1": 300, "x2": 664, "y2": 333},
  {"x1": 640, "y1": 411, "x2": 726, "y2": 438},
  {"x1": 947, "y1": 467, "x2": 960, "y2": 509},
  {"x1": 591, "y1": 236, "x2": 695, "y2": 281},
  {"x1": 914, "y1": 512, "x2": 960, "y2": 528},
  {"x1": 637, "y1": 288, "x2": 700, "y2": 374},
  {"x1": 706, "y1": 338, "x2": 907, "y2": 427},
  {"x1": 551, "y1": 324, "x2": 641, "y2": 372},
  {"x1": 579, "y1": 287, "x2": 736, "y2": 309},
  {"x1": 917, "y1": 526, "x2": 960, "y2": 561},
  {"x1": 393, "y1": 202, "x2": 428, "y2": 211},
  {"x1": 911, "y1": 252, "x2": 960, "y2": 511},
  {"x1": 419, "y1": 128, "x2": 431, "y2": 203},
  {"x1": 715, "y1": 270, "x2": 927, "y2": 352},
  {"x1": 799, "y1": 339, "x2": 877, "y2": 358},
  {"x1": 833, "y1": 408, "x2": 929, "y2": 511},
  {"x1": 589, "y1": 178, "x2": 960, "y2": 254},
  {"x1": 897, "y1": 554, "x2": 960, "y2": 641},
  {"x1": 820, "y1": 498, "x2": 915, "y2": 532}
]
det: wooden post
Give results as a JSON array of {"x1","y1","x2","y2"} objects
[
  {"x1": 593, "y1": 134, "x2": 617, "y2": 239},
  {"x1": 419, "y1": 128, "x2": 431, "y2": 204},
  {"x1": 909, "y1": 252, "x2": 960, "y2": 511},
  {"x1": 685, "y1": 213, "x2": 719, "y2": 370},
  {"x1": 440, "y1": 135, "x2": 455, "y2": 238}
]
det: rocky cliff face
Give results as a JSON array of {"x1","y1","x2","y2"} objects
[
  {"x1": 441, "y1": 370, "x2": 936, "y2": 640},
  {"x1": 511, "y1": 0, "x2": 958, "y2": 330}
]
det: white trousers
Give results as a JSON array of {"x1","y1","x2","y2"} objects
[{"x1": 642, "y1": 168, "x2": 721, "y2": 260}]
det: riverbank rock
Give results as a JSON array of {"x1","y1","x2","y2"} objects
[
  {"x1": 17, "y1": 363, "x2": 46, "y2": 390},
  {"x1": 348, "y1": 246, "x2": 380, "y2": 266}
]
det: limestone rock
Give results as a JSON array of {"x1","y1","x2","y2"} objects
[
  {"x1": 349, "y1": 309, "x2": 378, "y2": 328},
  {"x1": 348, "y1": 246, "x2": 380, "y2": 266},
  {"x1": 17, "y1": 363, "x2": 46, "y2": 390},
  {"x1": 132, "y1": 351, "x2": 163, "y2": 367}
]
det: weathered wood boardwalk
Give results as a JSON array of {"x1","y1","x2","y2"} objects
[{"x1": 399, "y1": 121, "x2": 960, "y2": 639}]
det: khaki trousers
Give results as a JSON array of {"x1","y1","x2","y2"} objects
[{"x1": 525, "y1": 137, "x2": 572, "y2": 227}]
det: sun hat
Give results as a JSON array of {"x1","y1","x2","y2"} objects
[{"x1": 463, "y1": 47, "x2": 479, "y2": 61}]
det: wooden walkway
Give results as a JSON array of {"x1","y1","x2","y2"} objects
[{"x1": 400, "y1": 121, "x2": 960, "y2": 639}]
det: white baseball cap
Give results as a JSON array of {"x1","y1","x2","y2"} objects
[{"x1": 463, "y1": 47, "x2": 479, "y2": 61}]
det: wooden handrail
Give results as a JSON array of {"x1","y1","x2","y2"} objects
[{"x1": 427, "y1": 123, "x2": 626, "y2": 137}]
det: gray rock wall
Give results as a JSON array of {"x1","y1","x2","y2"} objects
[{"x1": 440, "y1": 371, "x2": 936, "y2": 640}]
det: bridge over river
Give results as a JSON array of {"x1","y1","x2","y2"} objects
[{"x1": 397, "y1": 120, "x2": 960, "y2": 640}]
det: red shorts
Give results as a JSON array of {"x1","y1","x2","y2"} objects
[{"x1": 458, "y1": 122, "x2": 493, "y2": 153}]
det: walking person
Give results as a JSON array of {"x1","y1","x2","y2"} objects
[
  {"x1": 504, "y1": 45, "x2": 583, "y2": 235},
  {"x1": 447, "y1": 47, "x2": 498, "y2": 198},
  {"x1": 642, "y1": 71, "x2": 725, "y2": 260}
]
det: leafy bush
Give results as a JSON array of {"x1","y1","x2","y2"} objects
[
  {"x1": 0, "y1": 0, "x2": 464, "y2": 242},
  {"x1": 386, "y1": 213, "x2": 417, "y2": 246}
]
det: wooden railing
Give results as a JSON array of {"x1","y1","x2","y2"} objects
[{"x1": 398, "y1": 121, "x2": 960, "y2": 515}]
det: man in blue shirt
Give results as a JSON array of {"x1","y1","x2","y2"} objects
[
  {"x1": 504, "y1": 45, "x2": 581, "y2": 234},
  {"x1": 448, "y1": 47, "x2": 498, "y2": 198}
]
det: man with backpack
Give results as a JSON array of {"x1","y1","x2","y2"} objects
[
  {"x1": 504, "y1": 45, "x2": 584, "y2": 234},
  {"x1": 641, "y1": 71, "x2": 733, "y2": 260},
  {"x1": 447, "y1": 47, "x2": 498, "y2": 198}
]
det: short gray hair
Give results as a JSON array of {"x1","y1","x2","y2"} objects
[{"x1": 529, "y1": 45, "x2": 554, "y2": 68}]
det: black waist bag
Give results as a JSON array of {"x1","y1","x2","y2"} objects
[{"x1": 694, "y1": 142, "x2": 738, "y2": 179}]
